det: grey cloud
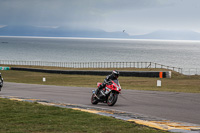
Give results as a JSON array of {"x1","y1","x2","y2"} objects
[
  {"x1": 0, "y1": 0, "x2": 107, "y2": 27},
  {"x1": 1, "y1": 0, "x2": 200, "y2": 35}
]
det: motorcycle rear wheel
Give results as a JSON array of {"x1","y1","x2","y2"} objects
[
  {"x1": 91, "y1": 94, "x2": 98, "y2": 104},
  {"x1": 107, "y1": 92, "x2": 118, "y2": 106}
]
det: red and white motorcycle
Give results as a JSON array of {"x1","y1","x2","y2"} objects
[{"x1": 91, "y1": 80, "x2": 121, "y2": 106}]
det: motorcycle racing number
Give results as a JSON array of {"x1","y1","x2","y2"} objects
[{"x1": 105, "y1": 87, "x2": 111, "y2": 94}]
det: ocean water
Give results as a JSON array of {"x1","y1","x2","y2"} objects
[{"x1": 0, "y1": 36, "x2": 200, "y2": 69}]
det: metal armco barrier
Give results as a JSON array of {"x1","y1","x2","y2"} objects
[
  {"x1": 1, "y1": 60, "x2": 199, "y2": 75},
  {"x1": 11, "y1": 67, "x2": 171, "y2": 78},
  {"x1": 0, "y1": 60, "x2": 182, "y2": 73}
]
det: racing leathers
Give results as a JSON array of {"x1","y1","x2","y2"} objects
[{"x1": 95, "y1": 74, "x2": 118, "y2": 96}]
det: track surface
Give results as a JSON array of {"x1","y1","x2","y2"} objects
[{"x1": 1, "y1": 82, "x2": 200, "y2": 125}]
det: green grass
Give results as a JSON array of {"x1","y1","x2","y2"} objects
[{"x1": 0, "y1": 98, "x2": 168, "y2": 133}]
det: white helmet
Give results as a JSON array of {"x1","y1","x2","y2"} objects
[{"x1": 112, "y1": 70, "x2": 119, "y2": 78}]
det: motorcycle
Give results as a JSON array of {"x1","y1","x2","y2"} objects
[
  {"x1": 0, "y1": 73, "x2": 3, "y2": 91},
  {"x1": 91, "y1": 79, "x2": 121, "y2": 106}
]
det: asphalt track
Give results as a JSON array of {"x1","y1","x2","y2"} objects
[{"x1": 1, "y1": 82, "x2": 200, "y2": 126}]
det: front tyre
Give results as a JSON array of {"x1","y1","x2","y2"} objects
[
  {"x1": 107, "y1": 92, "x2": 118, "y2": 106},
  {"x1": 91, "y1": 94, "x2": 98, "y2": 104}
]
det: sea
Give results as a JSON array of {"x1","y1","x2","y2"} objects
[{"x1": 0, "y1": 36, "x2": 200, "y2": 70}]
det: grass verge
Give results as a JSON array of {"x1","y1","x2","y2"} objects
[
  {"x1": 0, "y1": 98, "x2": 168, "y2": 133},
  {"x1": 1, "y1": 65, "x2": 200, "y2": 93}
]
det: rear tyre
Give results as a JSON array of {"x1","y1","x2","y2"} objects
[
  {"x1": 107, "y1": 92, "x2": 118, "y2": 106},
  {"x1": 91, "y1": 94, "x2": 98, "y2": 104}
]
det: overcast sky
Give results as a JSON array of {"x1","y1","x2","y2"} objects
[{"x1": 0, "y1": 0, "x2": 200, "y2": 35}]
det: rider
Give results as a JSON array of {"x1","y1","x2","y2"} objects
[{"x1": 95, "y1": 70, "x2": 119, "y2": 97}]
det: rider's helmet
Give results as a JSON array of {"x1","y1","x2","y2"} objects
[{"x1": 112, "y1": 70, "x2": 119, "y2": 78}]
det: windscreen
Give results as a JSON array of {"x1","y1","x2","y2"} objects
[{"x1": 112, "y1": 79, "x2": 119, "y2": 85}]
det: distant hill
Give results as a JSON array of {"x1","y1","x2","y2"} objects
[
  {"x1": 131, "y1": 30, "x2": 200, "y2": 40},
  {"x1": 1, "y1": 25, "x2": 200, "y2": 40},
  {"x1": 0, "y1": 25, "x2": 130, "y2": 38}
]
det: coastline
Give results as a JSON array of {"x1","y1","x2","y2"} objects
[{"x1": 1, "y1": 35, "x2": 200, "y2": 42}]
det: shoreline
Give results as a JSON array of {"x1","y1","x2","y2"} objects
[{"x1": 1, "y1": 35, "x2": 200, "y2": 42}]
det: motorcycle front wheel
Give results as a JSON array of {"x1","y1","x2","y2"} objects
[
  {"x1": 107, "y1": 92, "x2": 118, "y2": 106},
  {"x1": 91, "y1": 94, "x2": 98, "y2": 104}
]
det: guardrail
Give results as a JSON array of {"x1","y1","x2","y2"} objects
[{"x1": 0, "y1": 60, "x2": 198, "y2": 75}]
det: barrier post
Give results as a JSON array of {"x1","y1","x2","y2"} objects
[
  {"x1": 43, "y1": 77, "x2": 46, "y2": 82},
  {"x1": 157, "y1": 80, "x2": 161, "y2": 87}
]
